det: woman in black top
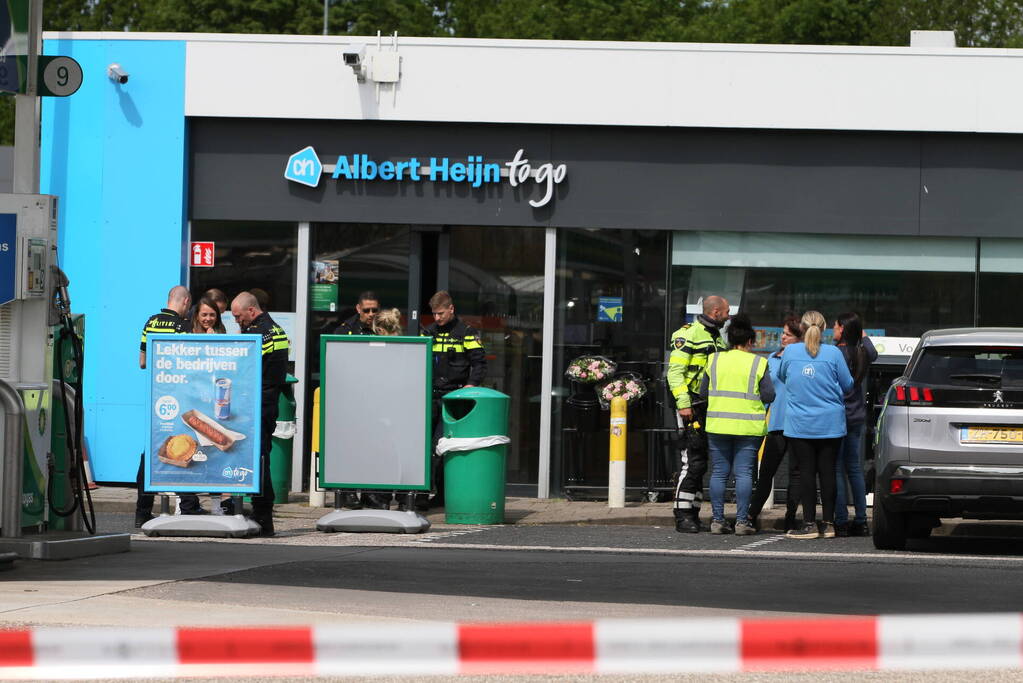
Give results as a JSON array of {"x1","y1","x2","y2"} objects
[{"x1": 833, "y1": 312, "x2": 877, "y2": 537}]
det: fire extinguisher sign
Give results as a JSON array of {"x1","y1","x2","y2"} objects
[{"x1": 190, "y1": 241, "x2": 215, "y2": 267}]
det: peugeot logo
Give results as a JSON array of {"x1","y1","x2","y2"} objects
[{"x1": 994, "y1": 390, "x2": 1005, "y2": 404}]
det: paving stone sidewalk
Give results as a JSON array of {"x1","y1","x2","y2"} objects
[{"x1": 87, "y1": 485, "x2": 866, "y2": 530}]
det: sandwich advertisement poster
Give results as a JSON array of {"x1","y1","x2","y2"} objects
[{"x1": 145, "y1": 334, "x2": 262, "y2": 493}]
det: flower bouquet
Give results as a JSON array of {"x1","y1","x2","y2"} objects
[
  {"x1": 597, "y1": 373, "x2": 648, "y2": 409},
  {"x1": 564, "y1": 356, "x2": 617, "y2": 384}
]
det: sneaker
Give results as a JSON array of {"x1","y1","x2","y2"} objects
[
  {"x1": 341, "y1": 492, "x2": 362, "y2": 510},
  {"x1": 220, "y1": 498, "x2": 236, "y2": 516},
  {"x1": 849, "y1": 521, "x2": 870, "y2": 537},
  {"x1": 786, "y1": 522, "x2": 820, "y2": 539},
  {"x1": 734, "y1": 520, "x2": 756, "y2": 536},
  {"x1": 710, "y1": 519, "x2": 733, "y2": 534},
  {"x1": 820, "y1": 522, "x2": 836, "y2": 539},
  {"x1": 835, "y1": 523, "x2": 850, "y2": 537},
  {"x1": 675, "y1": 514, "x2": 701, "y2": 534},
  {"x1": 134, "y1": 513, "x2": 155, "y2": 528}
]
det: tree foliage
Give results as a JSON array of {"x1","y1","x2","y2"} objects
[{"x1": 3, "y1": 1, "x2": 1023, "y2": 144}]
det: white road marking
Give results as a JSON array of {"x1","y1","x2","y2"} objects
[
  {"x1": 412, "y1": 526, "x2": 493, "y2": 543},
  {"x1": 731, "y1": 534, "x2": 786, "y2": 552}
]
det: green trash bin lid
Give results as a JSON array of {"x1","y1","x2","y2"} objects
[{"x1": 442, "y1": 386, "x2": 509, "y2": 437}]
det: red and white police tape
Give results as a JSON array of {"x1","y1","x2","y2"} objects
[{"x1": 1, "y1": 614, "x2": 1022, "y2": 678}]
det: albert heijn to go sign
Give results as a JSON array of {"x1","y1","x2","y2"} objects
[
  {"x1": 145, "y1": 334, "x2": 262, "y2": 493},
  {"x1": 190, "y1": 241, "x2": 214, "y2": 267}
]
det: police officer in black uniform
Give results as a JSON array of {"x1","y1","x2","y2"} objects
[
  {"x1": 331, "y1": 291, "x2": 390, "y2": 510},
  {"x1": 135, "y1": 285, "x2": 205, "y2": 527},
  {"x1": 333, "y1": 291, "x2": 379, "y2": 336},
  {"x1": 230, "y1": 291, "x2": 290, "y2": 536},
  {"x1": 407, "y1": 291, "x2": 487, "y2": 510}
]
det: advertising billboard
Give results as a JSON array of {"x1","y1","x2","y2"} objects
[{"x1": 145, "y1": 334, "x2": 262, "y2": 493}]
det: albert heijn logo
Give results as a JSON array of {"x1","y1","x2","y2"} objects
[{"x1": 284, "y1": 146, "x2": 323, "y2": 187}]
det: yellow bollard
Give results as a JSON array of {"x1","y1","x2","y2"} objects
[{"x1": 608, "y1": 396, "x2": 627, "y2": 508}]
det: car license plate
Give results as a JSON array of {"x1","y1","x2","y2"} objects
[{"x1": 961, "y1": 426, "x2": 1023, "y2": 443}]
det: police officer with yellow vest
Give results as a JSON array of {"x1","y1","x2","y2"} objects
[
  {"x1": 135, "y1": 285, "x2": 205, "y2": 526},
  {"x1": 698, "y1": 314, "x2": 774, "y2": 535},
  {"x1": 667, "y1": 295, "x2": 729, "y2": 533},
  {"x1": 230, "y1": 291, "x2": 290, "y2": 536},
  {"x1": 413, "y1": 291, "x2": 486, "y2": 510}
]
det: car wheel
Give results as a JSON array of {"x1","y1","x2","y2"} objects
[
  {"x1": 872, "y1": 483, "x2": 908, "y2": 550},
  {"x1": 906, "y1": 513, "x2": 936, "y2": 540}
]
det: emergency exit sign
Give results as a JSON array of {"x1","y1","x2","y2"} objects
[{"x1": 190, "y1": 241, "x2": 214, "y2": 267}]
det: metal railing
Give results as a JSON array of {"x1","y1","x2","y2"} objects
[{"x1": 0, "y1": 379, "x2": 24, "y2": 538}]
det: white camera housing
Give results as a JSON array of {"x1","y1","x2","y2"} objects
[{"x1": 106, "y1": 63, "x2": 129, "y2": 84}]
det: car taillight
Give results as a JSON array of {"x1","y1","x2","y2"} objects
[
  {"x1": 890, "y1": 479, "x2": 905, "y2": 494},
  {"x1": 891, "y1": 384, "x2": 932, "y2": 407}
]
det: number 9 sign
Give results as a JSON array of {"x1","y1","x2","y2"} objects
[{"x1": 40, "y1": 56, "x2": 83, "y2": 97}]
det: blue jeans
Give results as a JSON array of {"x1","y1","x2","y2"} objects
[
  {"x1": 708, "y1": 433, "x2": 761, "y2": 523},
  {"x1": 835, "y1": 423, "x2": 867, "y2": 525}
]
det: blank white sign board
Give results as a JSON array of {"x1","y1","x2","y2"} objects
[{"x1": 319, "y1": 336, "x2": 431, "y2": 491}]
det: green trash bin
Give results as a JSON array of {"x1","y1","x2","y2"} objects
[
  {"x1": 441, "y1": 387, "x2": 510, "y2": 524},
  {"x1": 269, "y1": 374, "x2": 299, "y2": 504}
]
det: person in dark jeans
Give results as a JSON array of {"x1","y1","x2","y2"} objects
[
  {"x1": 778, "y1": 310, "x2": 854, "y2": 540},
  {"x1": 833, "y1": 312, "x2": 878, "y2": 537},
  {"x1": 748, "y1": 315, "x2": 802, "y2": 531}
]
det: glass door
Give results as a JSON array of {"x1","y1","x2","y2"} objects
[{"x1": 443, "y1": 226, "x2": 547, "y2": 491}]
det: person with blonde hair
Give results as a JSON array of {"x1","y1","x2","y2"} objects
[
  {"x1": 372, "y1": 308, "x2": 403, "y2": 336},
  {"x1": 778, "y1": 310, "x2": 854, "y2": 540}
]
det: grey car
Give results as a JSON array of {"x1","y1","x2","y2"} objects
[{"x1": 873, "y1": 328, "x2": 1023, "y2": 550}]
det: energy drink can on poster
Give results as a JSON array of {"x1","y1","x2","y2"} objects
[{"x1": 214, "y1": 377, "x2": 232, "y2": 420}]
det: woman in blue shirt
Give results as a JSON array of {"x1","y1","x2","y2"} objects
[
  {"x1": 778, "y1": 310, "x2": 854, "y2": 539},
  {"x1": 747, "y1": 314, "x2": 802, "y2": 531}
]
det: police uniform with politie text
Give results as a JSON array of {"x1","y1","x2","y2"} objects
[
  {"x1": 666, "y1": 295, "x2": 729, "y2": 533},
  {"x1": 412, "y1": 291, "x2": 486, "y2": 510},
  {"x1": 135, "y1": 285, "x2": 204, "y2": 526},
  {"x1": 230, "y1": 291, "x2": 289, "y2": 536}
]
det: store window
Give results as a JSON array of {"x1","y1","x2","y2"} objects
[
  {"x1": 552, "y1": 229, "x2": 672, "y2": 498},
  {"x1": 448, "y1": 226, "x2": 545, "y2": 488},
  {"x1": 979, "y1": 238, "x2": 1023, "y2": 327},
  {"x1": 189, "y1": 221, "x2": 298, "y2": 314},
  {"x1": 671, "y1": 231, "x2": 977, "y2": 345}
]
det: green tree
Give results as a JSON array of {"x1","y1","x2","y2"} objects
[
  {"x1": 868, "y1": 0, "x2": 1023, "y2": 47},
  {"x1": 442, "y1": 0, "x2": 705, "y2": 42}
]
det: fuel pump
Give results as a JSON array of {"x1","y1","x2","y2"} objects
[
  {"x1": 0, "y1": 194, "x2": 128, "y2": 558},
  {"x1": 0, "y1": 194, "x2": 57, "y2": 536}
]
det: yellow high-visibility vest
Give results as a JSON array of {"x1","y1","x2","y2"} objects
[{"x1": 705, "y1": 349, "x2": 768, "y2": 436}]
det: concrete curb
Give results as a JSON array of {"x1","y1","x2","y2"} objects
[{"x1": 0, "y1": 614, "x2": 1016, "y2": 678}]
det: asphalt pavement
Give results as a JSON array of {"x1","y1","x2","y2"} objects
[{"x1": 8, "y1": 511, "x2": 1023, "y2": 680}]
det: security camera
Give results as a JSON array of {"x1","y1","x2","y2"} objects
[
  {"x1": 107, "y1": 63, "x2": 129, "y2": 84},
  {"x1": 341, "y1": 44, "x2": 366, "y2": 67}
]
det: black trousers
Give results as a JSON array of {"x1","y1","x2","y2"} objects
[
  {"x1": 747, "y1": 431, "x2": 800, "y2": 522},
  {"x1": 251, "y1": 395, "x2": 279, "y2": 520},
  {"x1": 787, "y1": 437, "x2": 840, "y2": 524},
  {"x1": 674, "y1": 401, "x2": 708, "y2": 514},
  {"x1": 135, "y1": 452, "x2": 200, "y2": 515}
]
